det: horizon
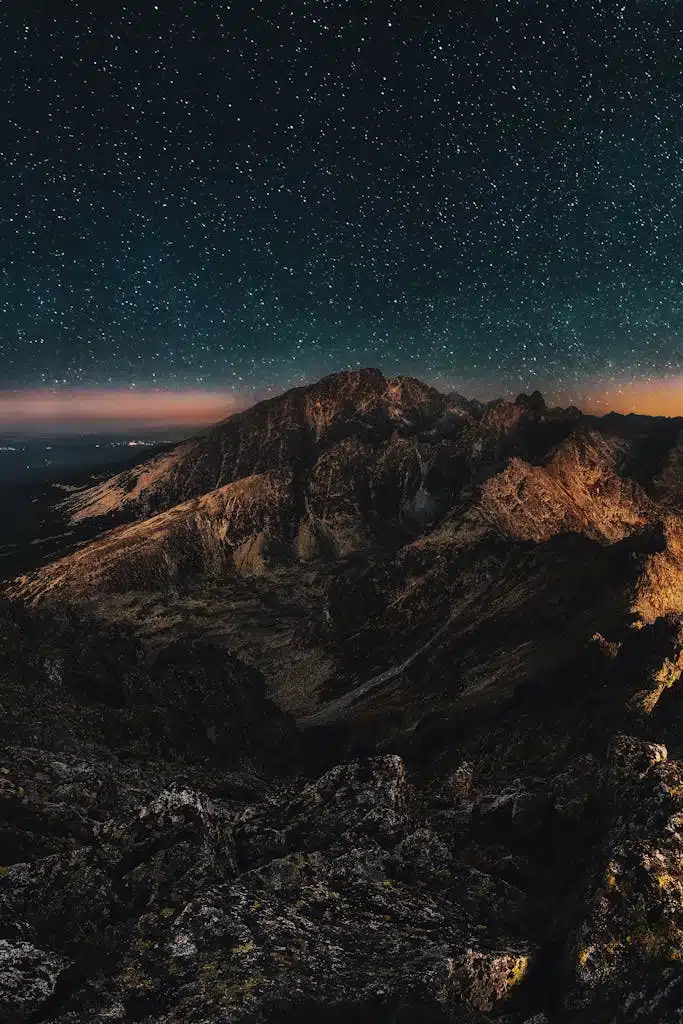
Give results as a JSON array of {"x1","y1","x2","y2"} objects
[{"x1": 2, "y1": 370, "x2": 681, "y2": 435}]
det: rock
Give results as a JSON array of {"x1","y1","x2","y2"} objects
[
  {"x1": 429, "y1": 762, "x2": 474, "y2": 808},
  {"x1": 479, "y1": 431, "x2": 647, "y2": 544},
  {"x1": 0, "y1": 939, "x2": 70, "y2": 1022},
  {"x1": 603, "y1": 734, "x2": 668, "y2": 794},
  {"x1": 611, "y1": 972, "x2": 683, "y2": 1023},
  {"x1": 550, "y1": 754, "x2": 600, "y2": 823},
  {"x1": 325, "y1": 841, "x2": 389, "y2": 884},
  {"x1": 151, "y1": 875, "x2": 476, "y2": 1019},
  {"x1": 567, "y1": 757, "x2": 683, "y2": 1015},
  {"x1": 447, "y1": 865, "x2": 528, "y2": 931},
  {"x1": 281, "y1": 754, "x2": 411, "y2": 850},
  {"x1": 169, "y1": 884, "x2": 255, "y2": 958},
  {"x1": 391, "y1": 828, "x2": 453, "y2": 886},
  {"x1": 632, "y1": 516, "x2": 683, "y2": 623},
  {"x1": 591, "y1": 631, "x2": 622, "y2": 659},
  {"x1": 426, "y1": 946, "x2": 532, "y2": 1012},
  {"x1": 474, "y1": 781, "x2": 546, "y2": 836},
  {"x1": 0, "y1": 848, "x2": 117, "y2": 950},
  {"x1": 95, "y1": 786, "x2": 237, "y2": 910}
]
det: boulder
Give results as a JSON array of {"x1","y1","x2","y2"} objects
[{"x1": 0, "y1": 939, "x2": 70, "y2": 1022}]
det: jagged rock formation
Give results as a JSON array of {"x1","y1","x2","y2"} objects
[
  {"x1": 3, "y1": 369, "x2": 683, "y2": 1021},
  {"x1": 479, "y1": 428, "x2": 648, "y2": 543}
]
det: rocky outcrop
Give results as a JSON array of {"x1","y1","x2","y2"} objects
[
  {"x1": 565, "y1": 739, "x2": 683, "y2": 1019},
  {"x1": 632, "y1": 514, "x2": 683, "y2": 622},
  {"x1": 0, "y1": 939, "x2": 70, "y2": 1022},
  {"x1": 6, "y1": 696, "x2": 683, "y2": 1021},
  {"x1": 0, "y1": 733, "x2": 539, "y2": 1023},
  {"x1": 478, "y1": 429, "x2": 648, "y2": 543}
]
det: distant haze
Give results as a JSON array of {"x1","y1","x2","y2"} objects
[
  {"x1": 581, "y1": 377, "x2": 683, "y2": 418},
  {"x1": 1, "y1": 388, "x2": 248, "y2": 434},
  {"x1": 2, "y1": 377, "x2": 681, "y2": 436}
]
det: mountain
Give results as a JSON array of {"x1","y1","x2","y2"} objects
[{"x1": 2, "y1": 368, "x2": 683, "y2": 1022}]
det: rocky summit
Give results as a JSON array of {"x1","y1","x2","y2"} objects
[{"x1": 2, "y1": 368, "x2": 683, "y2": 1023}]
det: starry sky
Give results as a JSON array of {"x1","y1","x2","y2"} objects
[{"x1": 2, "y1": 1, "x2": 682, "y2": 423}]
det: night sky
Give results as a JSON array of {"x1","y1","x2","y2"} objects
[{"x1": 2, "y1": 1, "x2": 682, "y2": 419}]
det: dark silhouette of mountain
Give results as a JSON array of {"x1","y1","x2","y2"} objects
[{"x1": 2, "y1": 368, "x2": 683, "y2": 1022}]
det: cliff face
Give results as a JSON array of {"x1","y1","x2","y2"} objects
[
  {"x1": 3, "y1": 370, "x2": 683, "y2": 1022},
  {"x1": 479, "y1": 429, "x2": 649, "y2": 543}
]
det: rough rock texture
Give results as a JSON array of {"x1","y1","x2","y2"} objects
[
  {"x1": 2, "y1": 605, "x2": 683, "y2": 1021},
  {"x1": 0, "y1": 939, "x2": 70, "y2": 1022},
  {"x1": 566, "y1": 742, "x2": 683, "y2": 1019},
  {"x1": 0, "y1": 714, "x2": 539, "y2": 1022},
  {"x1": 479, "y1": 429, "x2": 648, "y2": 543},
  {"x1": 3, "y1": 370, "x2": 683, "y2": 1020}
]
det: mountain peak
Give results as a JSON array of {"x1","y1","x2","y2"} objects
[
  {"x1": 316, "y1": 366, "x2": 386, "y2": 386},
  {"x1": 514, "y1": 389, "x2": 547, "y2": 413}
]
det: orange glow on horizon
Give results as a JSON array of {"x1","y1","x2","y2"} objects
[
  {"x1": 581, "y1": 377, "x2": 683, "y2": 418},
  {"x1": 2, "y1": 377, "x2": 681, "y2": 433},
  {"x1": 0, "y1": 388, "x2": 247, "y2": 429}
]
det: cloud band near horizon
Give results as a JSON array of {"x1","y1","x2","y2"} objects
[
  {"x1": 0, "y1": 377, "x2": 680, "y2": 433},
  {"x1": 579, "y1": 376, "x2": 683, "y2": 418},
  {"x1": 0, "y1": 388, "x2": 248, "y2": 431}
]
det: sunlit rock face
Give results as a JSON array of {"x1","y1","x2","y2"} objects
[
  {"x1": 10, "y1": 367, "x2": 681, "y2": 605},
  {"x1": 3, "y1": 370, "x2": 683, "y2": 1021}
]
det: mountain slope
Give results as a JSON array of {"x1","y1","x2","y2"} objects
[
  {"x1": 3, "y1": 370, "x2": 683, "y2": 1021},
  {"x1": 8, "y1": 373, "x2": 683, "y2": 731},
  {"x1": 58, "y1": 370, "x2": 446, "y2": 525}
]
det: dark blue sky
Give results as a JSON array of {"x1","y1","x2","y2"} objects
[{"x1": 1, "y1": 1, "x2": 682, "y2": 404}]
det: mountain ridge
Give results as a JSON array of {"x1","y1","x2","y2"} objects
[
  {"x1": 2, "y1": 368, "x2": 683, "y2": 1022},
  {"x1": 7, "y1": 370, "x2": 683, "y2": 729}
]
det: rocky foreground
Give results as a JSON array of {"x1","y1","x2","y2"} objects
[
  {"x1": 2, "y1": 600, "x2": 683, "y2": 1023},
  {"x1": 3, "y1": 370, "x2": 683, "y2": 1021}
]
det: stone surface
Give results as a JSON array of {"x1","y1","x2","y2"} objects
[{"x1": 0, "y1": 939, "x2": 70, "y2": 1022}]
